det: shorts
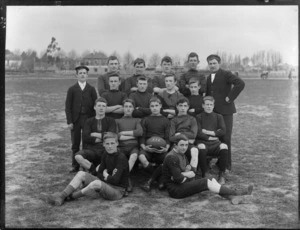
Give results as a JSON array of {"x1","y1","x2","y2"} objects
[
  {"x1": 198, "y1": 140, "x2": 221, "y2": 157},
  {"x1": 118, "y1": 142, "x2": 139, "y2": 158},
  {"x1": 76, "y1": 147, "x2": 105, "y2": 166},
  {"x1": 139, "y1": 149, "x2": 167, "y2": 164},
  {"x1": 83, "y1": 172, "x2": 126, "y2": 200}
]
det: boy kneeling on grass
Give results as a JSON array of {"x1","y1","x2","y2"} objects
[
  {"x1": 42, "y1": 132, "x2": 129, "y2": 206},
  {"x1": 162, "y1": 134, "x2": 253, "y2": 204}
]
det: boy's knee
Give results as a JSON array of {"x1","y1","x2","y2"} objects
[
  {"x1": 190, "y1": 147, "x2": 198, "y2": 157},
  {"x1": 76, "y1": 170, "x2": 86, "y2": 179},
  {"x1": 89, "y1": 180, "x2": 102, "y2": 190},
  {"x1": 130, "y1": 153, "x2": 138, "y2": 161},
  {"x1": 220, "y1": 143, "x2": 228, "y2": 150},
  {"x1": 75, "y1": 154, "x2": 83, "y2": 161},
  {"x1": 197, "y1": 144, "x2": 206, "y2": 150}
]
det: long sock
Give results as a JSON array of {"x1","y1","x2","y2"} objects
[
  {"x1": 71, "y1": 190, "x2": 84, "y2": 199},
  {"x1": 62, "y1": 185, "x2": 76, "y2": 199},
  {"x1": 151, "y1": 164, "x2": 163, "y2": 182},
  {"x1": 198, "y1": 149, "x2": 207, "y2": 176},
  {"x1": 145, "y1": 163, "x2": 154, "y2": 174},
  {"x1": 218, "y1": 149, "x2": 228, "y2": 172}
]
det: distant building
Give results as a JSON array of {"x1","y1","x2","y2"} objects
[
  {"x1": 82, "y1": 52, "x2": 108, "y2": 66},
  {"x1": 5, "y1": 53, "x2": 22, "y2": 70}
]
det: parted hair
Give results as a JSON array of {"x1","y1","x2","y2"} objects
[
  {"x1": 188, "y1": 52, "x2": 199, "y2": 61},
  {"x1": 149, "y1": 96, "x2": 162, "y2": 105},
  {"x1": 94, "y1": 97, "x2": 108, "y2": 106},
  {"x1": 122, "y1": 98, "x2": 136, "y2": 107},
  {"x1": 176, "y1": 97, "x2": 190, "y2": 106},
  {"x1": 173, "y1": 134, "x2": 189, "y2": 144},
  {"x1": 107, "y1": 55, "x2": 119, "y2": 65},
  {"x1": 103, "y1": 132, "x2": 119, "y2": 142},
  {"x1": 202, "y1": 96, "x2": 215, "y2": 104},
  {"x1": 161, "y1": 56, "x2": 173, "y2": 64},
  {"x1": 134, "y1": 58, "x2": 146, "y2": 67}
]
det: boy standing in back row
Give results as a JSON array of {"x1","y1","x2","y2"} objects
[
  {"x1": 65, "y1": 65, "x2": 97, "y2": 173},
  {"x1": 179, "y1": 52, "x2": 206, "y2": 97}
]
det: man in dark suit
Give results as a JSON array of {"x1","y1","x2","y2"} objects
[
  {"x1": 65, "y1": 65, "x2": 98, "y2": 173},
  {"x1": 206, "y1": 54, "x2": 245, "y2": 172}
]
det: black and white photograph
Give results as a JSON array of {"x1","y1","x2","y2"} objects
[{"x1": 3, "y1": 3, "x2": 299, "y2": 228}]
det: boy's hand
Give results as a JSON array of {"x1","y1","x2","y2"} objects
[
  {"x1": 103, "y1": 169, "x2": 109, "y2": 180},
  {"x1": 131, "y1": 87, "x2": 138, "y2": 92},
  {"x1": 144, "y1": 145, "x2": 156, "y2": 152},
  {"x1": 185, "y1": 171, "x2": 195, "y2": 178},
  {"x1": 225, "y1": 97, "x2": 230, "y2": 103},
  {"x1": 68, "y1": 124, "x2": 74, "y2": 130},
  {"x1": 175, "y1": 132, "x2": 181, "y2": 136},
  {"x1": 154, "y1": 146, "x2": 168, "y2": 154},
  {"x1": 189, "y1": 109, "x2": 195, "y2": 113},
  {"x1": 112, "y1": 168, "x2": 118, "y2": 176},
  {"x1": 95, "y1": 138, "x2": 102, "y2": 143},
  {"x1": 208, "y1": 136, "x2": 219, "y2": 141}
]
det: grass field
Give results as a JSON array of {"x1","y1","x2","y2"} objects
[{"x1": 4, "y1": 75, "x2": 299, "y2": 228}]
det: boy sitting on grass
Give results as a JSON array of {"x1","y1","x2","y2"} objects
[
  {"x1": 162, "y1": 134, "x2": 253, "y2": 205},
  {"x1": 195, "y1": 96, "x2": 228, "y2": 185},
  {"x1": 129, "y1": 76, "x2": 153, "y2": 118},
  {"x1": 102, "y1": 73, "x2": 127, "y2": 119},
  {"x1": 42, "y1": 132, "x2": 129, "y2": 206},
  {"x1": 74, "y1": 98, "x2": 117, "y2": 176},
  {"x1": 187, "y1": 80, "x2": 204, "y2": 117},
  {"x1": 116, "y1": 99, "x2": 143, "y2": 192}
]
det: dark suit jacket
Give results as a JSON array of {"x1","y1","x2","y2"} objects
[
  {"x1": 65, "y1": 82, "x2": 98, "y2": 124},
  {"x1": 206, "y1": 68, "x2": 245, "y2": 115}
]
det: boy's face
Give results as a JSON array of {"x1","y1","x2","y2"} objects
[
  {"x1": 176, "y1": 102, "x2": 189, "y2": 115},
  {"x1": 165, "y1": 76, "x2": 176, "y2": 90},
  {"x1": 202, "y1": 100, "x2": 214, "y2": 113},
  {"x1": 189, "y1": 82, "x2": 200, "y2": 95},
  {"x1": 103, "y1": 137, "x2": 118, "y2": 154},
  {"x1": 134, "y1": 63, "x2": 145, "y2": 75},
  {"x1": 94, "y1": 102, "x2": 107, "y2": 115},
  {"x1": 188, "y1": 56, "x2": 199, "y2": 70},
  {"x1": 208, "y1": 59, "x2": 220, "y2": 73},
  {"x1": 76, "y1": 69, "x2": 88, "y2": 83},
  {"x1": 108, "y1": 59, "x2": 119, "y2": 72},
  {"x1": 109, "y1": 76, "x2": 120, "y2": 90},
  {"x1": 161, "y1": 61, "x2": 172, "y2": 73},
  {"x1": 175, "y1": 140, "x2": 189, "y2": 154},
  {"x1": 150, "y1": 101, "x2": 162, "y2": 115},
  {"x1": 137, "y1": 80, "x2": 148, "y2": 92},
  {"x1": 123, "y1": 102, "x2": 134, "y2": 116}
]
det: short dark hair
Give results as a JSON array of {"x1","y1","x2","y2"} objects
[
  {"x1": 149, "y1": 96, "x2": 162, "y2": 105},
  {"x1": 173, "y1": 134, "x2": 189, "y2": 145},
  {"x1": 136, "y1": 75, "x2": 148, "y2": 82},
  {"x1": 134, "y1": 58, "x2": 146, "y2": 67},
  {"x1": 164, "y1": 72, "x2": 176, "y2": 81},
  {"x1": 94, "y1": 97, "x2": 108, "y2": 106},
  {"x1": 188, "y1": 52, "x2": 199, "y2": 62},
  {"x1": 103, "y1": 132, "x2": 118, "y2": 142},
  {"x1": 108, "y1": 72, "x2": 120, "y2": 80},
  {"x1": 107, "y1": 55, "x2": 119, "y2": 65},
  {"x1": 122, "y1": 98, "x2": 135, "y2": 107},
  {"x1": 203, "y1": 96, "x2": 215, "y2": 104},
  {"x1": 176, "y1": 97, "x2": 190, "y2": 106},
  {"x1": 161, "y1": 56, "x2": 173, "y2": 65},
  {"x1": 188, "y1": 79, "x2": 200, "y2": 85},
  {"x1": 207, "y1": 54, "x2": 221, "y2": 63}
]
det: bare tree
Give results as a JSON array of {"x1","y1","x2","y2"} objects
[
  {"x1": 139, "y1": 53, "x2": 148, "y2": 64},
  {"x1": 81, "y1": 50, "x2": 91, "y2": 58},
  {"x1": 68, "y1": 49, "x2": 79, "y2": 60},
  {"x1": 173, "y1": 54, "x2": 181, "y2": 66},
  {"x1": 148, "y1": 53, "x2": 161, "y2": 67},
  {"x1": 123, "y1": 51, "x2": 134, "y2": 69}
]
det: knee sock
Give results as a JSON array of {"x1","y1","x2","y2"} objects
[
  {"x1": 198, "y1": 149, "x2": 208, "y2": 176},
  {"x1": 62, "y1": 185, "x2": 76, "y2": 199},
  {"x1": 71, "y1": 190, "x2": 84, "y2": 199},
  {"x1": 218, "y1": 149, "x2": 228, "y2": 172},
  {"x1": 151, "y1": 164, "x2": 163, "y2": 182}
]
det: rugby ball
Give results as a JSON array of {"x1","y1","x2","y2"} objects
[{"x1": 146, "y1": 136, "x2": 167, "y2": 149}]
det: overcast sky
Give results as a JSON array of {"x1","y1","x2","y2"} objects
[{"x1": 6, "y1": 5, "x2": 298, "y2": 67}]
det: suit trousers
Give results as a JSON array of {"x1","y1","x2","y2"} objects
[
  {"x1": 71, "y1": 114, "x2": 88, "y2": 167},
  {"x1": 221, "y1": 114, "x2": 233, "y2": 170}
]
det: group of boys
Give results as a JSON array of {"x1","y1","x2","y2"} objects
[{"x1": 42, "y1": 52, "x2": 251, "y2": 207}]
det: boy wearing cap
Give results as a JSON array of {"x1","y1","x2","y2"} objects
[
  {"x1": 101, "y1": 73, "x2": 127, "y2": 119},
  {"x1": 179, "y1": 52, "x2": 206, "y2": 97},
  {"x1": 74, "y1": 98, "x2": 117, "y2": 175},
  {"x1": 65, "y1": 65, "x2": 97, "y2": 173},
  {"x1": 42, "y1": 132, "x2": 129, "y2": 206},
  {"x1": 124, "y1": 58, "x2": 153, "y2": 96},
  {"x1": 129, "y1": 76, "x2": 152, "y2": 118},
  {"x1": 97, "y1": 56, "x2": 125, "y2": 96},
  {"x1": 206, "y1": 54, "x2": 245, "y2": 172},
  {"x1": 152, "y1": 56, "x2": 179, "y2": 95}
]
